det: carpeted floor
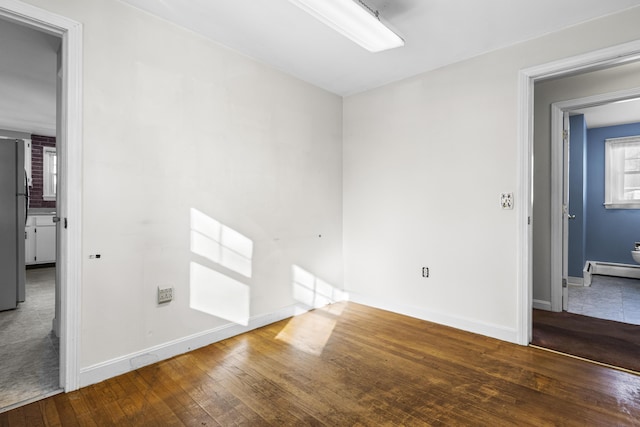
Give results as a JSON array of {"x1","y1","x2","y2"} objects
[{"x1": 532, "y1": 308, "x2": 640, "y2": 373}]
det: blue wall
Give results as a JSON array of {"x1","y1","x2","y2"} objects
[
  {"x1": 584, "y1": 122, "x2": 640, "y2": 265},
  {"x1": 567, "y1": 115, "x2": 586, "y2": 277}
]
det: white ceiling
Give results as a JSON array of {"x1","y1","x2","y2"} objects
[
  {"x1": 573, "y1": 98, "x2": 640, "y2": 129},
  {"x1": 3, "y1": 1, "x2": 640, "y2": 135},
  {"x1": 119, "y1": 0, "x2": 640, "y2": 96},
  {"x1": 0, "y1": 18, "x2": 59, "y2": 136}
]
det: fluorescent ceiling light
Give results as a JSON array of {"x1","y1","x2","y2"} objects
[{"x1": 289, "y1": 0, "x2": 404, "y2": 52}]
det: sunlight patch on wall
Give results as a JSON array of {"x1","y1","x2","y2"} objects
[
  {"x1": 190, "y1": 208, "x2": 253, "y2": 278},
  {"x1": 292, "y1": 265, "x2": 347, "y2": 309},
  {"x1": 189, "y1": 262, "x2": 250, "y2": 326}
]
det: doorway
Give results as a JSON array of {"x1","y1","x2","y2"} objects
[
  {"x1": 558, "y1": 97, "x2": 640, "y2": 323},
  {"x1": 0, "y1": 0, "x2": 83, "y2": 403},
  {"x1": 516, "y1": 41, "x2": 640, "y2": 345},
  {"x1": 522, "y1": 48, "x2": 640, "y2": 371},
  {"x1": 0, "y1": 19, "x2": 61, "y2": 410},
  {"x1": 547, "y1": 86, "x2": 640, "y2": 315}
]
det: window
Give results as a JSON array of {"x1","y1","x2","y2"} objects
[
  {"x1": 43, "y1": 146, "x2": 57, "y2": 201},
  {"x1": 605, "y1": 135, "x2": 640, "y2": 209}
]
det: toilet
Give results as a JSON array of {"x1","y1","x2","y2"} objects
[{"x1": 633, "y1": 242, "x2": 640, "y2": 264}]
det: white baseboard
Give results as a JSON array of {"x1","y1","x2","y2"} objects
[
  {"x1": 532, "y1": 299, "x2": 551, "y2": 310},
  {"x1": 583, "y1": 260, "x2": 640, "y2": 286},
  {"x1": 567, "y1": 276, "x2": 584, "y2": 286},
  {"x1": 80, "y1": 291, "x2": 525, "y2": 388},
  {"x1": 590, "y1": 261, "x2": 640, "y2": 279},
  {"x1": 79, "y1": 304, "x2": 314, "y2": 388},
  {"x1": 347, "y1": 292, "x2": 518, "y2": 344}
]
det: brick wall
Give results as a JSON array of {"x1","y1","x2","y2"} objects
[{"x1": 29, "y1": 134, "x2": 56, "y2": 209}]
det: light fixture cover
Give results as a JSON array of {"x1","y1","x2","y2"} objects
[{"x1": 289, "y1": 0, "x2": 404, "y2": 52}]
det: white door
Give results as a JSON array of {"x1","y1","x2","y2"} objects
[
  {"x1": 54, "y1": 46, "x2": 62, "y2": 339},
  {"x1": 562, "y1": 112, "x2": 571, "y2": 311}
]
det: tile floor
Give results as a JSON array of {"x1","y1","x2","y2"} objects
[
  {"x1": 0, "y1": 267, "x2": 60, "y2": 411},
  {"x1": 568, "y1": 274, "x2": 640, "y2": 325}
]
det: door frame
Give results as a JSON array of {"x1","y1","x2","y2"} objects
[
  {"x1": 549, "y1": 88, "x2": 640, "y2": 313},
  {"x1": 517, "y1": 39, "x2": 640, "y2": 345},
  {"x1": 0, "y1": 0, "x2": 83, "y2": 391}
]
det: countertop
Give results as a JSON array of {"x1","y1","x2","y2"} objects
[{"x1": 28, "y1": 208, "x2": 56, "y2": 216}]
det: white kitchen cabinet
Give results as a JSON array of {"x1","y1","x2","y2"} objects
[
  {"x1": 25, "y1": 218, "x2": 36, "y2": 264},
  {"x1": 25, "y1": 214, "x2": 56, "y2": 264}
]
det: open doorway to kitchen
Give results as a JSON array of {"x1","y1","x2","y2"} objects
[
  {"x1": 0, "y1": 18, "x2": 62, "y2": 410},
  {"x1": 0, "y1": 0, "x2": 82, "y2": 410}
]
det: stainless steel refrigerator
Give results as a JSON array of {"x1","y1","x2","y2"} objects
[{"x1": 0, "y1": 138, "x2": 26, "y2": 311}]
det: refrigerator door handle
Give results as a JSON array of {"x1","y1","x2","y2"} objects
[{"x1": 24, "y1": 169, "x2": 29, "y2": 224}]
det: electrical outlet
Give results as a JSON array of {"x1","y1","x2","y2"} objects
[
  {"x1": 422, "y1": 267, "x2": 429, "y2": 278},
  {"x1": 500, "y1": 193, "x2": 514, "y2": 210},
  {"x1": 158, "y1": 287, "x2": 173, "y2": 304}
]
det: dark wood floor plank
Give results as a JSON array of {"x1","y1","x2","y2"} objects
[
  {"x1": 199, "y1": 347, "x2": 362, "y2": 425},
  {"x1": 20, "y1": 402, "x2": 45, "y2": 427},
  {"x1": 319, "y1": 335, "x2": 533, "y2": 425},
  {"x1": 4, "y1": 302, "x2": 640, "y2": 426},
  {"x1": 110, "y1": 373, "x2": 153, "y2": 425},
  {"x1": 330, "y1": 304, "x2": 640, "y2": 424},
  {"x1": 50, "y1": 394, "x2": 79, "y2": 426},
  {"x1": 172, "y1": 351, "x2": 292, "y2": 426},
  {"x1": 36, "y1": 397, "x2": 61, "y2": 427},
  {"x1": 136, "y1": 359, "x2": 221, "y2": 427},
  {"x1": 124, "y1": 368, "x2": 186, "y2": 426},
  {"x1": 532, "y1": 308, "x2": 640, "y2": 372},
  {"x1": 246, "y1": 324, "x2": 449, "y2": 425},
  {"x1": 4, "y1": 407, "x2": 25, "y2": 426},
  {"x1": 161, "y1": 352, "x2": 271, "y2": 426},
  {"x1": 167, "y1": 368, "x2": 245, "y2": 425},
  {"x1": 65, "y1": 391, "x2": 94, "y2": 422}
]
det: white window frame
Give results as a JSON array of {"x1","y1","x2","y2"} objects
[
  {"x1": 604, "y1": 135, "x2": 640, "y2": 209},
  {"x1": 43, "y1": 146, "x2": 57, "y2": 201}
]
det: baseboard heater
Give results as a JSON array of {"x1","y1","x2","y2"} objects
[{"x1": 583, "y1": 260, "x2": 640, "y2": 286}]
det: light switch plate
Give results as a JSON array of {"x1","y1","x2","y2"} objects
[{"x1": 500, "y1": 193, "x2": 514, "y2": 210}]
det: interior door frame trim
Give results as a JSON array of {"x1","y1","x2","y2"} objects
[
  {"x1": 549, "y1": 87, "x2": 640, "y2": 313},
  {"x1": 0, "y1": 0, "x2": 83, "y2": 391},
  {"x1": 517, "y1": 39, "x2": 640, "y2": 345}
]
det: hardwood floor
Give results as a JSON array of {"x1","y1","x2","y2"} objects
[{"x1": 2, "y1": 302, "x2": 640, "y2": 426}]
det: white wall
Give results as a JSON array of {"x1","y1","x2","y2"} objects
[
  {"x1": 344, "y1": 7, "x2": 640, "y2": 342},
  {"x1": 533, "y1": 61, "x2": 640, "y2": 306},
  {"x1": 16, "y1": 0, "x2": 640, "y2": 386},
  {"x1": 18, "y1": 0, "x2": 343, "y2": 376}
]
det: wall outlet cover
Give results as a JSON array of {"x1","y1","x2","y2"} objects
[
  {"x1": 500, "y1": 193, "x2": 514, "y2": 210},
  {"x1": 158, "y1": 287, "x2": 173, "y2": 304}
]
